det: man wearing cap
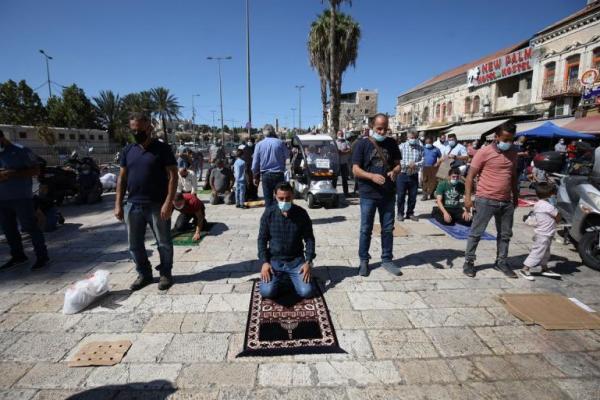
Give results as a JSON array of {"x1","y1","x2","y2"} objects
[{"x1": 252, "y1": 124, "x2": 289, "y2": 207}]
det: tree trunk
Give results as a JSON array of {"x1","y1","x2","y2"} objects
[
  {"x1": 162, "y1": 116, "x2": 168, "y2": 142},
  {"x1": 320, "y1": 76, "x2": 328, "y2": 132},
  {"x1": 328, "y1": 3, "x2": 339, "y2": 136}
]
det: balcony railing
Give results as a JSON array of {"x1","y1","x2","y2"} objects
[{"x1": 542, "y1": 79, "x2": 582, "y2": 99}]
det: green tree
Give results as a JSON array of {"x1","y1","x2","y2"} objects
[
  {"x1": 93, "y1": 90, "x2": 127, "y2": 142},
  {"x1": 122, "y1": 91, "x2": 155, "y2": 115},
  {"x1": 0, "y1": 79, "x2": 46, "y2": 125},
  {"x1": 309, "y1": 12, "x2": 331, "y2": 132},
  {"x1": 150, "y1": 87, "x2": 181, "y2": 138},
  {"x1": 46, "y1": 84, "x2": 98, "y2": 129}
]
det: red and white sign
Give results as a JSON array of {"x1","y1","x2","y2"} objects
[
  {"x1": 467, "y1": 47, "x2": 533, "y2": 87},
  {"x1": 581, "y1": 69, "x2": 599, "y2": 87}
]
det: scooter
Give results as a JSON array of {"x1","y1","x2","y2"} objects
[
  {"x1": 535, "y1": 149, "x2": 600, "y2": 270},
  {"x1": 66, "y1": 151, "x2": 103, "y2": 205}
]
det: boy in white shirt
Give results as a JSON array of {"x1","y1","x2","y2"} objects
[
  {"x1": 520, "y1": 182, "x2": 561, "y2": 280},
  {"x1": 177, "y1": 166, "x2": 198, "y2": 194}
]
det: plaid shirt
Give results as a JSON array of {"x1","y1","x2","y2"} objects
[
  {"x1": 258, "y1": 204, "x2": 316, "y2": 263},
  {"x1": 398, "y1": 142, "x2": 424, "y2": 175}
]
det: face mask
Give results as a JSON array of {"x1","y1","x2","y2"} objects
[
  {"x1": 247, "y1": 142, "x2": 252, "y2": 146},
  {"x1": 278, "y1": 201, "x2": 292, "y2": 212},
  {"x1": 409, "y1": 139, "x2": 418, "y2": 146},
  {"x1": 448, "y1": 140, "x2": 456, "y2": 147},
  {"x1": 370, "y1": 130, "x2": 385, "y2": 142},
  {"x1": 133, "y1": 130, "x2": 148, "y2": 144},
  {"x1": 497, "y1": 142, "x2": 511, "y2": 152},
  {"x1": 450, "y1": 178, "x2": 458, "y2": 185},
  {"x1": 548, "y1": 195, "x2": 557, "y2": 206},
  {"x1": 425, "y1": 144, "x2": 433, "y2": 149}
]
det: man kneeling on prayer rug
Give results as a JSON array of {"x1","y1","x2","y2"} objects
[{"x1": 257, "y1": 182, "x2": 316, "y2": 299}]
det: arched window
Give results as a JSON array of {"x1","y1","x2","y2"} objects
[
  {"x1": 544, "y1": 62, "x2": 556, "y2": 84},
  {"x1": 422, "y1": 107, "x2": 429, "y2": 122},
  {"x1": 472, "y1": 96, "x2": 480, "y2": 114},
  {"x1": 447, "y1": 101, "x2": 453, "y2": 116},
  {"x1": 435, "y1": 104, "x2": 441, "y2": 120},
  {"x1": 441, "y1": 103, "x2": 446, "y2": 120},
  {"x1": 565, "y1": 54, "x2": 580, "y2": 85},
  {"x1": 407, "y1": 112, "x2": 412, "y2": 125},
  {"x1": 464, "y1": 97, "x2": 472, "y2": 114}
]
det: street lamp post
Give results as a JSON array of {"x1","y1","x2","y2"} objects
[
  {"x1": 246, "y1": 0, "x2": 252, "y2": 139},
  {"x1": 191, "y1": 94, "x2": 201, "y2": 143},
  {"x1": 39, "y1": 49, "x2": 53, "y2": 98},
  {"x1": 295, "y1": 85, "x2": 304, "y2": 131},
  {"x1": 207, "y1": 56, "x2": 232, "y2": 145}
]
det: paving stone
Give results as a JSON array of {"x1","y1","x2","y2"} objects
[
  {"x1": 346, "y1": 385, "x2": 425, "y2": 400},
  {"x1": 180, "y1": 314, "x2": 210, "y2": 333},
  {"x1": 218, "y1": 387, "x2": 346, "y2": 400},
  {"x1": 554, "y1": 378, "x2": 600, "y2": 400},
  {"x1": 143, "y1": 313, "x2": 185, "y2": 333},
  {"x1": 0, "y1": 313, "x2": 29, "y2": 332},
  {"x1": 75, "y1": 312, "x2": 152, "y2": 333},
  {"x1": 205, "y1": 294, "x2": 250, "y2": 313},
  {"x1": 333, "y1": 330, "x2": 374, "y2": 359},
  {"x1": 314, "y1": 360, "x2": 401, "y2": 386},
  {"x1": 257, "y1": 363, "x2": 313, "y2": 387},
  {"x1": 417, "y1": 289, "x2": 503, "y2": 308},
  {"x1": 178, "y1": 363, "x2": 257, "y2": 388},
  {"x1": 32, "y1": 390, "x2": 102, "y2": 400},
  {"x1": 2, "y1": 332, "x2": 84, "y2": 362},
  {"x1": 205, "y1": 312, "x2": 246, "y2": 332},
  {"x1": 494, "y1": 380, "x2": 570, "y2": 400},
  {"x1": 10, "y1": 295, "x2": 63, "y2": 313},
  {"x1": 15, "y1": 363, "x2": 91, "y2": 389},
  {"x1": 84, "y1": 363, "x2": 129, "y2": 387},
  {"x1": 347, "y1": 291, "x2": 427, "y2": 310},
  {"x1": 543, "y1": 352, "x2": 600, "y2": 377},
  {"x1": 166, "y1": 281, "x2": 204, "y2": 295},
  {"x1": 360, "y1": 310, "x2": 413, "y2": 329},
  {"x1": 15, "y1": 313, "x2": 83, "y2": 333},
  {"x1": 394, "y1": 359, "x2": 456, "y2": 384},
  {"x1": 368, "y1": 329, "x2": 438, "y2": 359},
  {"x1": 0, "y1": 389, "x2": 37, "y2": 400},
  {"x1": 331, "y1": 310, "x2": 365, "y2": 329},
  {"x1": 201, "y1": 284, "x2": 234, "y2": 294},
  {"x1": 505, "y1": 354, "x2": 565, "y2": 379},
  {"x1": 0, "y1": 362, "x2": 33, "y2": 389},
  {"x1": 161, "y1": 334, "x2": 230, "y2": 362},
  {"x1": 322, "y1": 291, "x2": 353, "y2": 311},
  {"x1": 446, "y1": 358, "x2": 487, "y2": 382},
  {"x1": 474, "y1": 326, "x2": 557, "y2": 355},
  {"x1": 128, "y1": 364, "x2": 182, "y2": 388},
  {"x1": 69, "y1": 333, "x2": 173, "y2": 364},
  {"x1": 533, "y1": 328, "x2": 600, "y2": 352},
  {"x1": 405, "y1": 307, "x2": 497, "y2": 328},
  {"x1": 424, "y1": 327, "x2": 492, "y2": 357}
]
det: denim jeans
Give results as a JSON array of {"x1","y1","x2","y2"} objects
[
  {"x1": 259, "y1": 257, "x2": 314, "y2": 299},
  {"x1": 396, "y1": 173, "x2": 419, "y2": 217},
  {"x1": 236, "y1": 181, "x2": 247, "y2": 206},
  {"x1": 359, "y1": 196, "x2": 395, "y2": 262},
  {"x1": 0, "y1": 199, "x2": 48, "y2": 259},
  {"x1": 124, "y1": 202, "x2": 173, "y2": 278},
  {"x1": 465, "y1": 197, "x2": 514, "y2": 267},
  {"x1": 261, "y1": 172, "x2": 284, "y2": 208}
]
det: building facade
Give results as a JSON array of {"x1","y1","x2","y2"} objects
[{"x1": 328, "y1": 89, "x2": 378, "y2": 131}]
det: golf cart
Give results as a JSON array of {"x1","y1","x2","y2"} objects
[{"x1": 289, "y1": 134, "x2": 340, "y2": 208}]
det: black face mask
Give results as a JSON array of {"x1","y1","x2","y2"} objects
[{"x1": 133, "y1": 130, "x2": 148, "y2": 144}]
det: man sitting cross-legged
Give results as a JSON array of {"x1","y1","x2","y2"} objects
[
  {"x1": 432, "y1": 167, "x2": 472, "y2": 226},
  {"x1": 172, "y1": 192, "x2": 207, "y2": 242},
  {"x1": 258, "y1": 182, "x2": 316, "y2": 299}
]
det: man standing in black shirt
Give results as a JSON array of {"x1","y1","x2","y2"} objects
[
  {"x1": 115, "y1": 112, "x2": 178, "y2": 291},
  {"x1": 352, "y1": 114, "x2": 402, "y2": 277},
  {"x1": 258, "y1": 182, "x2": 316, "y2": 299}
]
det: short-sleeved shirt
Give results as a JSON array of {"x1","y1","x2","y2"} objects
[
  {"x1": 177, "y1": 172, "x2": 198, "y2": 193},
  {"x1": 120, "y1": 140, "x2": 177, "y2": 204},
  {"x1": 352, "y1": 137, "x2": 401, "y2": 200},
  {"x1": 442, "y1": 143, "x2": 468, "y2": 158},
  {"x1": 0, "y1": 143, "x2": 38, "y2": 201},
  {"x1": 233, "y1": 158, "x2": 246, "y2": 182},
  {"x1": 210, "y1": 167, "x2": 233, "y2": 193},
  {"x1": 469, "y1": 143, "x2": 517, "y2": 202},
  {"x1": 435, "y1": 180, "x2": 465, "y2": 209},
  {"x1": 180, "y1": 193, "x2": 205, "y2": 215},
  {"x1": 533, "y1": 199, "x2": 558, "y2": 236},
  {"x1": 423, "y1": 146, "x2": 442, "y2": 167}
]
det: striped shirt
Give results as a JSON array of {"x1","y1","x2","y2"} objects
[{"x1": 398, "y1": 142, "x2": 424, "y2": 175}]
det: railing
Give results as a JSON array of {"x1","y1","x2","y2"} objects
[{"x1": 542, "y1": 79, "x2": 582, "y2": 99}]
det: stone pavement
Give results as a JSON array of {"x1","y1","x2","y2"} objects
[{"x1": 0, "y1": 189, "x2": 599, "y2": 399}]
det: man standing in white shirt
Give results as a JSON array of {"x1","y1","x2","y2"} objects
[
  {"x1": 433, "y1": 134, "x2": 448, "y2": 153},
  {"x1": 442, "y1": 134, "x2": 469, "y2": 162},
  {"x1": 177, "y1": 166, "x2": 198, "y2": 194}
]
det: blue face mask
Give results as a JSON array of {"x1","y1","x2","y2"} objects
[
  {"x1": 497, "y1": 142, "x2": 511, "y2": 152},
  {"x1": 372, "y1": 132, "x2": 385, "y2": 142},
  {"x1": 278, "y1": 201, "x2": 292, "y2": 212},
  {"x1": 450, "y1": 179, "x2": 458, "y2": 185},
  {"x1": 448, "y1": 140, "x2": 456, "y2": 147},
  {"x1": 548, "y1": 195, "x2": 557, "y2": 206},
  {"x1": 425, "y1": 143, "x2": 433, "y2": 149},
  {"x1": 409, "y1": 139, "x2": 418, "y2": 146}
]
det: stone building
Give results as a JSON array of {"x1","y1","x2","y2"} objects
[{"x1": 328, "y1": 89, "x2": 378, "y2": 131}]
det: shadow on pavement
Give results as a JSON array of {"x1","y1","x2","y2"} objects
[
  {"x1": 312, "y1": 216, "x2": 346, "y2": 225},
  {"x1": 393, "y1": 249, "x2": 464, "y2": 269},
  {"x1": 476, "y1": 253, "x2": 582, "y2": 274},
  {"x1": 174, "y1": 259, "x2": 260, "y2": 284},
  {"x1": 65, "y1": 380, "x2": 176, "y2": 399}
]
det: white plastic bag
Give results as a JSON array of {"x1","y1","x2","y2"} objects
[{"x1": 63, "y1": 270, "x2": 110, "y2": 314}]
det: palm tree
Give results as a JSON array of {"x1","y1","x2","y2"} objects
[
  {"x1": 93, "y1": 90, "x2": 126, "y2": 141},
  {"x1": 309, "y1": 8, "x2": 360, "y2": 134},
  {"x1": 150, "y1": 87, "x2": 181, "y2": 139}
]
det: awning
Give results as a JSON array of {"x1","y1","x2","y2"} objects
[
  {"x1": 445, "y1": 119, "x2": 510, "y2": 141},
  {"x1": 563, "y1": 115, "x2": 600, "y2": 134},
  {"x1": 516, "y1": 117, "x2": 574, "y2": 133},
  {"x1": 516, "y1": 121, "x2": 595, "y2": 139},
  {"x1": 416, "y1": 123, "x2": 454, "y2": 132}
]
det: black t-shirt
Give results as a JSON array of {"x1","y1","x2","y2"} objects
[
  {"x1": 121, "y1": 140, "x2": 177, "y2": 204},
  {"x1": 352, "y1": 137, "x2": 401, "y2": 200}
]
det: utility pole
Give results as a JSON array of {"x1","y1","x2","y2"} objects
[
  {"x1": 295, "y1": 85, "x2": 304, "y2": 130},
  {"x1": 191, "y1": 94, "x2": 200, "y2": 143},
  {"x1": 210, "y1": 110, "x2": 217, "y2": 142},
  {"x1": 39, "y1": 49, "x2": 53, "y2": 98},
  {"x1": 207, "y1": 56, "x2": 232, "y2": 145},
  {"x1": 246, "y1": 0, "x2": 252, "y2": 139},
  {"x1": 291, "y1": 108, "x2": 296, "y2": 131}
]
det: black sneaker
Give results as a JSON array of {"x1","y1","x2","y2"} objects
[
  {"x1": 397, "y1": 215, "x2": 405, "y2": 222},
  {"x1": 495, "y1": 263, "x2": 518, "y2": 279},
  {"x1": 130, "y1": 275, "x2": 153, "y2": 291},
  {"x1": 408, "y1": 215, "x2": 419, "y2": 222},
  {"x1": 0, "y1": 256, "x2": 28, "y2": 271},
  {"x1": 31, "y1": 256, "x2": 50, "y2": 271},
  {"x1": 158, "y1": 275, "x2": 173, "y2": 291},
  {"x1": 463, "y1": 262, "x2": 476, "y2": 278},
  {"x1": 358, "y1": 260, "x2": 370, "y2": 277},
  {"x1": 381, "y1": 261, "x2": 403, "y2": 276}
]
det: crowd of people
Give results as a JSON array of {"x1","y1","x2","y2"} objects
[{"x1": 0, "y1": 110, "x2": 588, "y2": 299}]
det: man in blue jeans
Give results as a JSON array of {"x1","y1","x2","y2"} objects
[
  {"x1": 396, "y1": 131, "x2": 424, "y2": 221},
  {"x1": 252, "y1": 124, "x2": 289, "y2": 208},
  {"x1": 352, "y1": 114, "x2": 402, "y2": 277},
  {"x1": 258, "y1": 182, "x2": 315, "y2": 299},
  {"x1": 0, "y1": 129, "x2": 49, "y2": 271},
  {"x1": 114, "y1": 112, "x2": 178, "y2": 291}
]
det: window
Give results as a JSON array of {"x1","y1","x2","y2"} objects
[
  {"x1": 346, "y1": 109, "x2": 351, "y2": 114},
  {"x1": 593, "y1": 48, "x2": 600, "y2": 81},
  {"x1": 98, "y1": 135, "x2": 104, "y2": 141},
  {"x1": 464, "y1": 97, "x2": 472, "y2": 114},
  {"x1": 544, "y1": 62, "x2": 556, "y2": 84},
  {"x1": 89, "y1": 135, "x2": 95, "y2": 140},
  {"x1": 447, "y1": 101, "x2": 453, "y2": 116},
  {"x1": 472, "y1": 96, "x2": 480, "y2": 114},
  {"x1": 422, "y1": 106, "x2": 429, "y2": 122},
  {"x1": 435, "y1": 104, "x2": 441, "y2": 120},
  {"x1": 79, "y1": 134, "x2": 85, "y2": 140},
  {"x1": 18, "y1": 131, "x2": 27, "y2": 139},
  {"x1": 58, "y1": 133, "x2": 65, "y2": 140},
  {"x1": 364, "y1": 109, "x2": 369, "y2": 114},
  {"x1": 365, "y1": 96, "x2": 370, "y2": 100},
  {"x1": 526, "y1": 75, "x2": 533, "y2": 89},
  {"x1": 565, "y1": 54, "x2": 580, "y2": 84},
  {"x1": 441, "y1": 103, "x2": 446, "y2": 119}
]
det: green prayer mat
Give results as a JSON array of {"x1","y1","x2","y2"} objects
[
  {"x1": 172, "y1": 223, "x2": 214, "y2": 246},
  {"x1": 197, "y1": 189, "x2": 212, "y2": 195}
]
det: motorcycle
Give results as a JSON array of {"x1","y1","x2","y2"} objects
[
  {"x1": 534, "y1": 145, "x2": 600, "y2": 270},
  {"x1": 65, "y1": 151, "x2": 103, "y2": 205},
  {"x1": 37, "y1": 156, "x2": 78, "y2": 206}
]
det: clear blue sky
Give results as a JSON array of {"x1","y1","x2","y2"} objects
[{"x1": 0, "y1": 0, "x2": 583, "y2": 129}]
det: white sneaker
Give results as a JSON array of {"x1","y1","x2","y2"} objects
[{"x1": 519, "y1": 269, "x2": 535, "y2": 281}]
